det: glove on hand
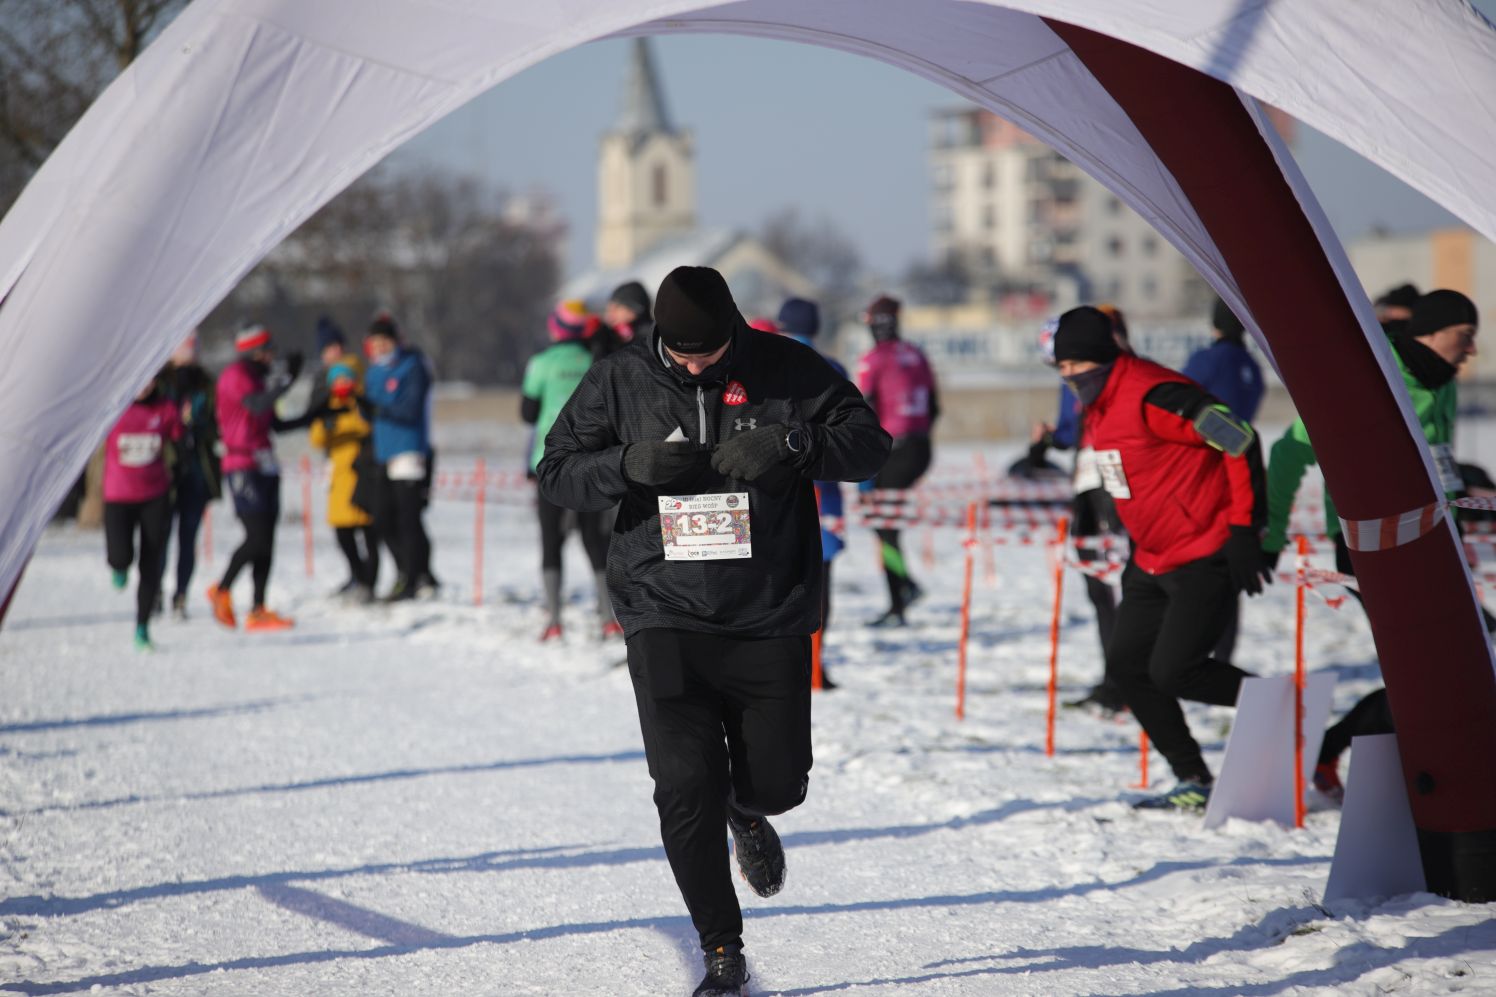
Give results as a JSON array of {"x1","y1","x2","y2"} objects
[
  {"x1": 623, "y1": 441, "x2": 703, "y2": 486},
  {"x1": 285, "y1": 351, "x2": 305, "y2": 381},
  {"x1": 711, "y1": 423, "x2": 789, "y2": 482},
  {"x1": 1260, "y1": 546, "x2": 1282, "y2": 574},
  {"x1": 1226, "y1": 525, "x2": 1273, "y2": 596}
]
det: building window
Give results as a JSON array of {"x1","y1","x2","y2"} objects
[
  {"x1": 933, "y1": 163, "x2": 954, "y2": 190},
  {"x1": 982, "y1": 205, "x2": 996, "y2": 230},
  {"x1": 1142, "y1": 276, "x2": 1158, "y2": 300},
  {"x1": 980, "y1": 246, "x2": 996, "y2": 268},
  {"x1": 1142, "y1": 234, "x2": 1158, "y2": 256},
  {"x1": 1107, "y1": 277, "x2": 1122, "y2": 299},
  {"x1": 982, "y1": 162, "x2": 995, "y2": 189},
  {"x1": 1107, "y1": 196, "x2": 1122, "y2": 215},
  {"x1": 1107, "y1": 236, "x2": 1124, "y2": 258},
  {"x1": 652, "y1": 164, "x2": 667, "y2": 207}
]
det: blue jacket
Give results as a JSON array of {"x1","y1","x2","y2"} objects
[
  {"x1": 1182, "y1": 339, "x2": 1264, "y2": 422},
  {"x1": 1051, "y1": 382, "x2": 1083, "y2": 449},
  {"x1": 365, "y1": 345, "x2": 432, "y2": 461}
]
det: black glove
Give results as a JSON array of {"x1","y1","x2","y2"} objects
[
  {"x1": 285, "y1": 351, "x2": 305, "y2": 381},
  {"x1": 1226, "y1": 525, "x2": 1273, "y2": 596},
  {"x1": 1027, "y1": 438, "x2": 1050, "y2": 467},
  {"x1": 711, "y1": 423, "x2": 789, "y2": 482},
  {"x1": 1260, "y1": 546, "x2": 1282, "y2": 574},
  {"x1": 623, "y1": 441, "x2": 703, "y2": 486}
]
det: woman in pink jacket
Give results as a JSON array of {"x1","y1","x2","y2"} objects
[{"x1": 104, "y1": 373, "x2": 182, "y2": 649}]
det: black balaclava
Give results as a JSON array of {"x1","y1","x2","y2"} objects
[
  {"x1": 1394, "y1": 289, "x2": 1479, "y2": 390},
  {"x1": 866, "y1": 295, "x2": 900, "y2": 344}
]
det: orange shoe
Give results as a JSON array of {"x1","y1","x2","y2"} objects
[
  {"x1": 244, "y1": 606, "x2": 294, "y2": 632},
  {"x1": 206, "y1": 584, "x2": 236, "y2": 629}
]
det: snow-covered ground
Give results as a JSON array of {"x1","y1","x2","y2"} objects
[{"x1": 2, "y1": 438, "x2": 1495, "y2": 996}]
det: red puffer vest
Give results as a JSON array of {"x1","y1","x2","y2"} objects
[{"x1": 1085, "y1": 354, "x2": 1233, "y2": 574}]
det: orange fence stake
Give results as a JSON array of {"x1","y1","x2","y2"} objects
[
  {"x1": 300, "y1": 454, "x2": 314, "y2": 577},
  {"x1": 1294, "y1": 533, "x2": 1309, "y2": 828},
  {"x1": 981, "y1": 500, "x2": 997, "y2": 587},
  {"x1": 473, "y1": 457, "x2": 487, "y2": 606},
  {"x1": 922, "y1": 526, "x2": 935, "y2": 572},
  {"x1": 1133, "y1": 731, "x2": 1150, "y2": 788},
  {"x1": 955, "y1": 501, "x2": 977, "y2": 720},
  {"x1": 1046, "y1": 516, "x2": 1070, "y2": 757},
  {"x1": 811, "y1": 629, "x2": 825, "y2": 691}
]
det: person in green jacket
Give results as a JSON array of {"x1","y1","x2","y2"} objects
[
  {"x1": 1261, "y1": 289, "x2": 1480, "y2": 801},
  {"x1": 522, "y1": 299, "x2": 619, "y2": 642}
]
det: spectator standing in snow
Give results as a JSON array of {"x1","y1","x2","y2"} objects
[
  {"x1": 538, "y1": 266, "x2": 889, "y2": 995},
  {"x1": 309, "y1": 359, "x2": 379, "y2": 603},
  {"x1": 1182, "y1": 298, "x2": 1264, "y2": 424},
  {"x1": 156, "y1": 330, "x2": 220, "y2": 620},
  {"x1": 104, "y1": 372, "x2": 182, "y2": 649},
  {"x1": 363, "y1": 311, "x2": 437, "y2": 602},
  {"x1": 600, "y1": 280, "x2": 653, "y2": 353},
  {"x1": 1374, "y1": 282, "x2": 1420, "y2": 329},
  {"x1": 778, "y1": 296, "x2": 849, "y2": 689},
  {"x1": 1051, "y1": 306, "x2": 1270, "y2": 811},
  {"x1": 521, "y1": 300, "x2": 617, "y2": 641},
  {"x1": 855, "y1": 294, "x2": 939, "y2": 627},
  {"x1": 207, "y1": 324, "x2": 302, "y2": 631}
]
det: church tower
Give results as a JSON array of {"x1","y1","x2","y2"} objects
[{"x1": 595, "y1": 38, "x2": 696, "y2": 270}]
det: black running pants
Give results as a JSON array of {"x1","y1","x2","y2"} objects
[
  {"x1": 104, "y1": 495, "x2": 170, "y2": 627},
  {"x1": 873, "y1": 434, "x2": 931, "y2": 612},
  {"x1": 1107, "y1": 552, "x2": 1251, "y2": 783},
  {"x1": 626, "y1": 628, "x2": 812, "y2": 951}
]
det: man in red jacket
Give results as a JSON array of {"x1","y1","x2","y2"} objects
[{"x1": 1052, "y1": 306, "x2": 1271, "y2": 810}]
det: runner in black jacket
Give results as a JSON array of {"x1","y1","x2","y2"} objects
[{"x1": 539, "y1": 266, "x2": 889, "y2": 996}]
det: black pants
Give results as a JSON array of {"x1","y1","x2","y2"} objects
[
  {"x1": 1107, "y1": 553, "x2": 1250, "y2": 782},
  {"x1": 105, "y1": 495, "x2": 170, "y2": 627},
  {"x1": 536, "y1": 493, "x2": 609, "y2": 571},
  {"x1": 335, "y1": 526, "x2": 380, "y2": 588},
  {"x1": 873, "y1": 434, "x2": 932, "y2": 612},
  {"x1": 221, "y1": 471, "x2": 280, "y2": 608},
  {"x1": 158, "y1": 473, "x2": 209, "y2": 601},
  {"x1": 626, "y1": 629, "x2": 813, "y2": 951},
  {"x1": 376, "y1": 474, "x2": 433, "y2": 584},
  {"x1": 1319, "y1": 688, "x2": 1394, "y2": 765}
]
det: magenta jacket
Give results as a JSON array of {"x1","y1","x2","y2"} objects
[
  {"x1": 217, "y1": 358, "x2": 276, "y2": 474},
  {"x1": 103, "y1": 397, "x2": 182, "y2": 503},
  {"x1": 855, "y1": 339, "x2": 939, "y2": 438}
]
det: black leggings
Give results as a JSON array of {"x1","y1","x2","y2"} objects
[
  {"x1": 873, "y1": 434, "x2": 932, "y2": 611},
  {"x1": 222, "y1": 513, "x2": 276, "y2": 608},
  {"x1": 105, "y1": 495, "x2": 170, "y2": 627},
  {"x1": 335, "y1": 526, "x2": 380, "y2": 588},
  {"x1": 1108, "y1": 553, "x2": 1251, "y2": 782},
  {"x1": 159, "y1": 473, "x2": 208, "y2": 601},
  {"x1": 378, "y1": 477, "x2": 432, "y2": 583},
  {"x1": 626, "y1": 628, "x2": 812, "y2": 952},
  {"x1": 537, "y1": 493, "x2": 609, "y2": 571},
  {"x1": 1319, "y1": 688, "x2": 1394, "y2": 765}
]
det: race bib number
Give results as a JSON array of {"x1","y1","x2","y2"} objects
[
  {"x1": 1431, "y1": 443, "x2": 1463, "y2": 494},
  {"x1": 254, "y1": 447, "x2": 280, "y2": 476},
  {"x1": 1073, "y1": 446, "x2": 1102, "y2": 493},
  {"x1": 659, "y1": 493, "x2": 752, "y2": 561},
  {"x1": 116, "y1": 433, "x2": 162, "y2": 468},
  {"x1": 1093, "y1": 449, "x2": 1131, "y2": 500}
]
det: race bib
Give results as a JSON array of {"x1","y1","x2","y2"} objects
[
  {"x1": 1093, "y1": 449, "x2": 1131, "y2": 500},
  {"x1": 1073, "y1": 446, "x2": 1102, "y2": 493},
  {"x1": 254, "y1": 447, "x2": 280, "y2": 476},
  {"x1": 1430, "y1": 442, "x2": 1463, "y2": 494},
  {"x1": 659, "y1": 493, "x2": 752, "y2": 561},
  {"x1": 116, "y1": 433, "x2": 162, "y2": 468}
]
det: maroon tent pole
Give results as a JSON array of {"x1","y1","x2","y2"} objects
[{"x1": 1049, "y1": 20, "x2": 1496, "y2": 901}]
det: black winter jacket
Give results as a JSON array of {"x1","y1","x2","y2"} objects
[{"x1": 538, "y1": 324, "x2": 890, "y2": 638}]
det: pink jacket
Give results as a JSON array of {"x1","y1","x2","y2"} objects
[
  {"x1": 855, "y1": 340, "x2": 938, "y2": 438},
  {"x1": 217, "y1": 359, "x2": 275, "y2": 474},
  {"x1": 103, "y1": 397, "x2": 182, "y2": 503}
]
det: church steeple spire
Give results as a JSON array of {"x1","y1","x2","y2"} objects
[{"x1": 615, "y1": 38, "x2": 673, "y2": 137}]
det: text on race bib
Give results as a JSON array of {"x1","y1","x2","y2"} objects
[
  {"x1": 1430, "y1": 443, "x2": 1463, "y2": 494},
  {"x1": 1073, "y1": 447, "x2": 1102, "y2": 493},
  {"x1": 659, "y1": 493, "x2": 752, "y2": 561},
  {"x1": 116, "y1": 433, "x2": 162, "y2": 468},
  {"x1": 1093, "y1": 449, "x2": 1132, "y2": 500}
]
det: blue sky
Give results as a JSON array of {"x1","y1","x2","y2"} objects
[{"x1": 394, "y1": 16, "x2": 1491, "y2": 281}]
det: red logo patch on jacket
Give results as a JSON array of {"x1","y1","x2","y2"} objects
[
  {"x1": 723, "y1": 381, "x2": 748, "y2": 406},
  {"x1": 386, "y1": 377, "x2": 399, "y2": 394}
]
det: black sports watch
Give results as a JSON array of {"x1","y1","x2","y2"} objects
[{"x1": 785, "y1": 427, "x2": 805, "y2": 454}]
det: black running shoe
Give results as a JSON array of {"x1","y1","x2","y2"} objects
[
  {"x1": 726, "y1": 809, "x2": 785, "y2": 898},
  {"x1": 1132, "y1": 780, "x2": 1212, "y2": 812},
  {"x1": 867, "y1": 608, "x2": 906, "y2": 629},
  {"x1": 383, "y1": 576, "x2": 417, "y2": 603},
  {"x1": 693, "y1": 944, "x2": 748, "y2": 996}
]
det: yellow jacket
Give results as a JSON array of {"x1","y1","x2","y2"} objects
[{"x1": 309, "y1": 395, "x2": 374, "y2": 528}]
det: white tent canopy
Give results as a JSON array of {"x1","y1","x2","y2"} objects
[{"x1": 0, "y1": 0, "x2": 1494, "y2": 598}]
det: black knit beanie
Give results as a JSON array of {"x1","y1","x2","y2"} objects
[
  {"x1": 1375, "y1": 283, "x2": 1421, "y2": 313},
  {"x1": 1212, "y1": 297, "x2": 1246, "y2": 343},
  {"x1": 655, "y1": 266, "x2": 737, "y2": 354},
  {"x1": 1053, "y1": 306, "x2": 1120, "y2": 364},
  {"x1": 608, "y1": 280, "x2": 652, "y2": 320},
  {"x1": 1408, "y1": 289, "x2": 1478, "y2": 339}
]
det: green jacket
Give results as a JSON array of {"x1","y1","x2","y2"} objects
[
  {"x1": 521, "y1": 341, "x2": 593, "y2": 471},
  {"x1": 1264, "y1": 342, "x2": 1457, "y2": 552}
]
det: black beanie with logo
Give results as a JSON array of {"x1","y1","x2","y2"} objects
[{"x1": 655, "y1": 266, "x2": 738, "y2": 354}]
